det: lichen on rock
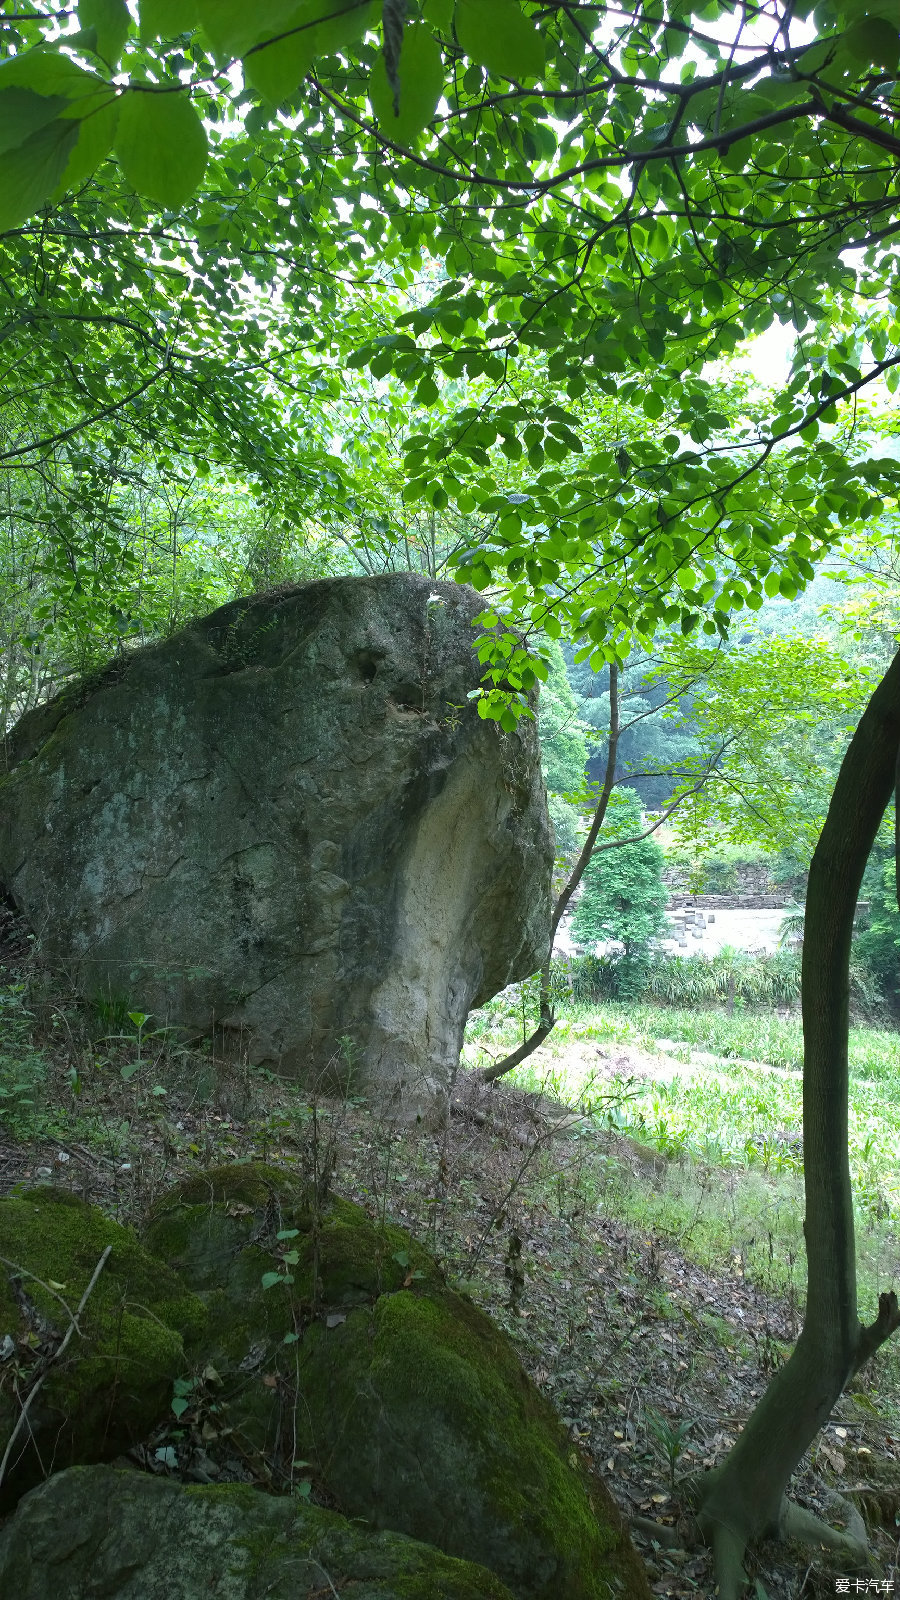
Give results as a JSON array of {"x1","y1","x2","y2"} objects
[{"x1": 0, "y1": 1464, "x2": 519, "y2": 1599}]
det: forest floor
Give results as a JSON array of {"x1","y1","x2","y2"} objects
[{"x1": 0, "y1": 956, "x2": 899, "y2": 1598}]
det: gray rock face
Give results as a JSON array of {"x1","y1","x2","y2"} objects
[
  {"x1": 0, "y1": 1466, "x2": 517, "y2": 1600},
  {"x1": 0, "y1": 575, "x2": 552, "y2": 1113}
]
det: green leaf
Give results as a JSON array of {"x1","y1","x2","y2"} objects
[
  {"x1": 261, "y1": 1270, "x2": 285, "y2": 1289},
  {"x1": 52, "y1": 95, "x2": 119, "y2": 197},
  {"x1": 369, "y1": 24, "x2": 444, "y2": 143},
  {"x1": 455, "y1": 0, "x2": 544, "y2": 81},
  {"x1": 244, "y1": 26, "x2": 318, "y2": 103},
  {"x1": 114, "y1": 88, "x2": 208, "y2": 208},
  {"x1": 78, "y1": 0, "x2": 131, "y2": 67},
  {"x1": 423, "y1": 0, "x2": 453, "y2": 30},
  {"x1": 139, "y1": 0, "x2": 200, "y2": 42},
  {"x1": 197, "y1": 0, "x2": 301, "y2": 60},
  {"x1": 842, "y1": 14, "x2": 900, "y2": 69},
  {"x1": 0, "y1": 117, "x2": 78, "y2": 232},
  {"x1": 171, "y1": 1396, "x2": 190, "y2": 1417},
  {"x1": 0, "y1": 88, "x2": 69, "y2": 156},
  {"x1": 0, "y1": 47, "x2": 102, "y2": 101},
  {"x1": 313, "y1": 0, "x2": 371, "y2": 52}
]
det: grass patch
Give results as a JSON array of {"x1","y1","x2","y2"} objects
[{"x1": 463, "y1": 991, "x2": 900, "y2": 1397}]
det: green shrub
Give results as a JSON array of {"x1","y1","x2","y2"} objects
[
  {"x1": 645, "y1": 948, "x2": 802, "y2": 1006},
  {"x1": 552, "y1": 945, "x2": 880, "y2": 1013}
]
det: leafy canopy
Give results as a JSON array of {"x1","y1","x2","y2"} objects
[{"x1": 2, "y1": 1, "x2": 900, "y2": 711}]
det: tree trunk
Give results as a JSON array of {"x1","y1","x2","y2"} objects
[
  {"x1": 697, "y1": 649, "x2": 900, "y2": 1597},
  {"x1": 480, "y1": 662, "x2": 620, "y2": 1085}
]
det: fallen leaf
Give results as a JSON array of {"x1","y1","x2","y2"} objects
[{"x1": 325, "y1": 1312, "x2": 347, "y2": 1329}]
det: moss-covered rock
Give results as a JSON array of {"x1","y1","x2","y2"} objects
[
  {"x1": 0, "y1": 1463, "x2": 517, "y2": 1599},
  {"x1": 0, "y1": 1187, "x2": 207, "y2": 1508},
  {"x1": 142, "y1": 1163, "x2": 436, "y2": 1322},
  {"x1": 140, "y1": 1164, "x2": 438, "y2": 1466},
  {"x1": 141, "y1": 1164, "x2": 651, "y2": 1599},
  {"x1": 294, "y1": 1286, "x2": 652, "y2": 1600}
]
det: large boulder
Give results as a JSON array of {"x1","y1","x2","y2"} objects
[
  {"x1": 0, "y1": 1465, "x2": 518, "y2": 1599},
  {"x1": 0, "y1": 1187, "x2": 207, "y2": 1509},
  {"x1": 140, "y1": 1165, "x2": 653, "y2": 1600},
  {"x1": 0, "y1": 574, "x2": 552, "y2": 1115}
]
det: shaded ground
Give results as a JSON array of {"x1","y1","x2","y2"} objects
[{"x1": 0, "y1": 950, "x2": 898, "y2": 1596}]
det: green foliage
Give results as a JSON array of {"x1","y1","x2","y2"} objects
[
  {"x1": 0, "y1": 1048, "x2": 48, "y2": 1138},
  {"x1": 645, "y1": 949, "x2": 802, "y2": 1008},
  {"x1": 547, "y1": 793, "x2": 580, "y2": 863},
  {"x1": 475, "y1": 999, "x2": 900, "y2": 1220},
  {"x1": 645, "y1": 1407, "x2": 695, "y2": 1490},
  {"x1": 538, "y1": 642, "x2": 587, "y2": 796},
  {"x1": 0, "y1": 981, "x2": 49, "y2": 1138},
  {"x1": 554, "y1": 943, "x2": 883, "y2": 1011},
  {"x1": 657, "y1": 632, "x2": 875, "y2": 863},
  {"x1": 0, "y1": 0, "x2": 899, "y2": 722},
  {"x1": 571, "y1": 788, "x2": 668, "y2": 994},
  {"x1": 664, "y1": 842, "x2": 771, "y2": 896}
]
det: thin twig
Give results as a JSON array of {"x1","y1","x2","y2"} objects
[
  {"x1": 0, "y1": 1253, "x2": 77, "y2": 1325},
  {"x1": 0, "y1": 1243, "x2": 112, "y2": 1491}
]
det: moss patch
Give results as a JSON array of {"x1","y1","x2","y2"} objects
[
  {"x1": 138, "y1": 1168, "x2": 649, "y2": 1597},
  {"x1": 0, "y1": 1187, "x2": 207, "y2": 1507},
  {"x1": 294, "y1": 1286, "x2": 652, "y2": 1600},
  {"x1": 139, "y1": 1165, "x2": 437, "y2": 1463}
]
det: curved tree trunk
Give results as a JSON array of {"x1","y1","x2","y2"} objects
[{"x1": 696, "y1": 649, "x2": 900, "y2": 1597}]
